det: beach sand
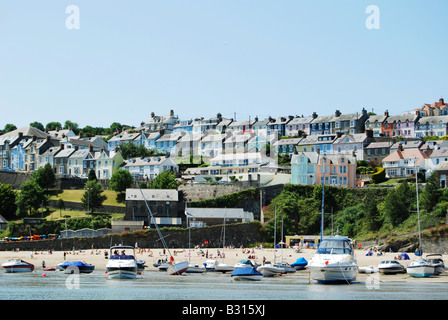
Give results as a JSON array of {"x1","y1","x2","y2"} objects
[{"x1": 1, "y1": 246, "x2": 447, "y2": 283}]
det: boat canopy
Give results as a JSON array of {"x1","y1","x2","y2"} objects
[{"x1": 316, "y1": 237, "x2": 353, "y2": 254}]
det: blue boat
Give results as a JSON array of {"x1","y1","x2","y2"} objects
[
  {"x1": 291, "y1": 257, "x2": 308, "y2": 270},
  {"x1": 58, "y1": 261, "x2": 95, "y2": 274},
  {"x1": 231, "y1": 267, "x2": 263, "y2": 281}
]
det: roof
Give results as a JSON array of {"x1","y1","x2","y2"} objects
[
  {"x1": 382, "y1": 148, "x2": 428, "y2": 166},
  {"x1": 125, "y1": 188, "x2": 179, "y2": 202},
  {"x1": 185, "y1": 207, "x2": 253, "y2": 220},
  {"x1": 123, "y1": 156, "x2": 173, "y2": 167}
]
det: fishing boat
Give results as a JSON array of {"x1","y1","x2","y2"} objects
[
  {"x1": 291, "y1": 257, "x2": 308, "y2": 270},
  {"x1": 2, "y1": 259, "x2": 34, "y2": 273},
  {"x1": 308, "y1": 236, "x2": 358, "y2": 283},
  {"x1": 256, "y1": 261, "x2": 283, "y2": 277},
  {"x1": 406, "y1": 259, "x2": 435, "y2": 278},
  {"x1": 57, "y1": 261, "x2": 95, "y2": 274},
  {"x1": 377, "y1": 260, "x2": 405, "y2": 275},
  {"x1": 106, "y1": 245, "x2": 138, "y2": 279},
  {"x1": 426, "y1": 254, "x2": 446, "y2": 275},
  {"x1": 231, "y1": 266, "x2": 263, "y2": 281}
]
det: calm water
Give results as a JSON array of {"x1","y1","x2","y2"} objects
[{"x1": 0, "y1": 268, "x2": 447, "y2": 301}]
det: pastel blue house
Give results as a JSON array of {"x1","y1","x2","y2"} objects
[{"x1": 290, "y1": 151, "x2": 318, "y2": 185}]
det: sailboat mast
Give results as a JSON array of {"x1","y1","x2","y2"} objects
[
  {"x1": 274, "y1": 205, "x2": 277, "y2": 263},
  {"x1": 415, "y1": 158, "x2": 422, "y2": 254}
]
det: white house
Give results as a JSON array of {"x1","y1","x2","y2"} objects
[{"x1": 122, "y1": 156, "x2": 179, "y2": 180}]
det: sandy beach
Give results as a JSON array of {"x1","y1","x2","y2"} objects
[{"x1": 1, "y1": 246, "x2": 448, "y2": 283}]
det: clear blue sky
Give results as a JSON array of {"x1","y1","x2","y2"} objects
[{"x1": 1, "y1": 0, "x2": 447, "y2": 129}]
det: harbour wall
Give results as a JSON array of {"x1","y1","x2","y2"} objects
[{"x1": 0, "y1": 222, "x2": 268, "y2": 252}]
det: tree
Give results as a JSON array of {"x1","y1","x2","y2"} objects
[
  {"x1": 0, "y1": 183, "x2": 17, "y2": 220},
  {"x1": 3, "y1": 124, "x2": 17, "y2": 133},
  {"x1": 88, "y1": 169, "x2": 97, "y2": 181},
  {"x1": 29, "y1": 121, "x2": 45, "y2": 131},
  {"x1": 15, "y1": 180, "x2": 49, "y2": 217},
  {"x1": 109, "y1": 170, "x2": 134, "y2": 203},
  {"x1": 147, "y1": 170, "x2": 179, "y2": 189},
  {"x1": 57, "y1": 198, "x2": 65, "y2": 217},
  {"x1": 420, "y1": 171, "x2": 441, "y2": 212},
  {"x1": 45, "y1": 122, "x2": 62, "y2": 131},
  {"x1": 381, "y1": 181, "x2": 414, "y2": 227},
  {"x1": 32, "y1": 163, "x2": 56, "y2": 191},
  {"x1": 81, "y1": 180, "x2": 107, "y2": 213}
]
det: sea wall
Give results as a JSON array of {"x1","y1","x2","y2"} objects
[{"x1": 0, "y1": 222, "x2": 267, "y2": 252}]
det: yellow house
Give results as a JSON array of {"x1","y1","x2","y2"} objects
[{"x1": 94, "y1": 149, "x2": 124, "y2": 179}]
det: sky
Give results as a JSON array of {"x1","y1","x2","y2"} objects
[{"x1": 1, "y1": 0, "x2": 447, "y2": 130}]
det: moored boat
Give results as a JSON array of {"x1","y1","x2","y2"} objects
[
  {"x1": 291, "y1": 257, "x2": 308, "y2": 270},
  {"x1": 2, "y1": 259, "x2": 34, "y2": 273},
  {"x1": 58, "y1": 261, "x2": 95, "y2": 274},
  {"x1": 426, "y1": 254, "x2": 446, "y2": 275},
  {"x1": 308, "y1": 236, "x2": 358, "y2": 284},
  {"x1": 185, "y1": 263, "x2": 206, "y2": 274},
  {"x1": 231, "y1": 266, "x2": 263, "y2": 281},
  {"x1": 377, "y1": 260, "x2": 405, "y2": 275},
  {"x1": 256, "y1": 261, "x2": 283, "y2": 277},
  {"x1": 406, "y1": 259, "x2": 436, "y2": 278},
  {"x1": 106, "y1": 245, "x2": 138, "y2": 279},
  {"x1": 167, "y1": 261, "x2": 189, "y2": 275},
  {"x1": 214, "y1": 262, "x2": 234, "y2": 273}
]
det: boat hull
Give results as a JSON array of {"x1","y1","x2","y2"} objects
[
  {"x1": 168, "y1": 261, "x2": 189, "y2": 275},
  {"x1": 3, "y1": 265, "x2": 34, "y2": 273},
  {"x1": 2, "y1": 260, "x2": 34, "y2": 273},
  {"x1": 256, "y1": 265, "x2": 283, "y2": 277},
  {"x1": 407, "y1": 265, "x2": 435, "y2": 278},
  {"x1": 231, "y1": 267, "x2": 263, "y2": 281},
  {"x1": 215, "y1": 264, "x2": 234, "y2": 273},
  {"x1": 185, "y1": 264, "x2": 206, "y2": 274},
  {"x1": 378, "y1": 266, "x2": 405, "y2": 275},
  {"x1": 106, "y1": 268, "x2": 138, "y2": 279},
  {"x1": 309, "y1": 264, "x2": 358, "y2": 283}
]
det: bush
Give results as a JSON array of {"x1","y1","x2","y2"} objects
[{"x1": 370, "y1": 167, "x2": 386, "y2": 184}]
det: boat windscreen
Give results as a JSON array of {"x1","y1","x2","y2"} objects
[{"x1": 317, "y1": 239, "x2": 352, "y2": 254}]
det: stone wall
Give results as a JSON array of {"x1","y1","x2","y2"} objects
[
  {"x1": 0, "y1": 222, "x2": 267, "y2": 252},
  {"x1": 0, "y1": 171, "x2": 32, "y2": 189}
]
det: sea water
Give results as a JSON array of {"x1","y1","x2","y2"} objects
[{"x1": 0, "y1": 269, "x2": 447, "y2": 301}]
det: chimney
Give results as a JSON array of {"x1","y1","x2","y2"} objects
[
  {"x1": 398, "y1": 143, "x2": 403, "y2": 152},
  {"x1": 366, "y1": 129, "x2": 373, "y2": 138},
  {"x1": 312, "y1": 112, "x2": 318, "y2": 119},
  {"x1": 335, "y1": 110, "x2": 341, "y2": 117},
  {"x1": 384, "y1": 110, "x2": 389, "y2": 117},
  {"x1": 440, "y1": 98, "x2": 445, "y2": 105}
]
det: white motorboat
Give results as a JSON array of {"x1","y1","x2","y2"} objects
[
  {"x1": 234, "y1": 259, "x2": 259, "y2": 269},
  {"x1": 308, "y1": 236, "x2": 358, "y2": 284},
  {"x1": 185, "y1": 263, "x2": 206, "y2": 274},
  {"x1": 2, "y1": 259, "x2": 35, "y2": 273},
  {"x1": 426, "y1": 254, "x2": 446, "y2": 275},
  {"x1": 256, "y1": 261, "x2": 283, "y2": 277},
  {"x1": 214, "y1": 262, "x2": 234, "y2": 273},
  {"x1": 377, "y1": 260, "x2": 405, "y2": 275},
  {"x1": 205, "y1": 259, "x2": 218, "y2": 272},
  {"x1": 106, "y1": 245, "x2": 138, "y2": 279},
  {"x1": 407, "y1": 259, "x2": 436, "y2": 278},
  {"x1": 273, "y1": 261, "x2": 296, "y2": 274},
  {"x1": 168, "y1": 261, "x2": 189, "y2": 275}
]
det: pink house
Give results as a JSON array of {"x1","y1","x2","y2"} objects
[{"x1": 315, "y1": 153, "x2": 357, "y2": 188}]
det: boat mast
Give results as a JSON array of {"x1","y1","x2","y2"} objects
[
  {"x1": 415, "y1": 158, "x2": 422, "y2": 255},
  {"x1": 138, "y1": 184, "x2": 173, "y2": 259},
  {"x1": 320, "y1": 153, "x2": 325, "y2": 244},
  {"x1": 274, "y1": 205, "x2": 277, "y2": 263}
]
